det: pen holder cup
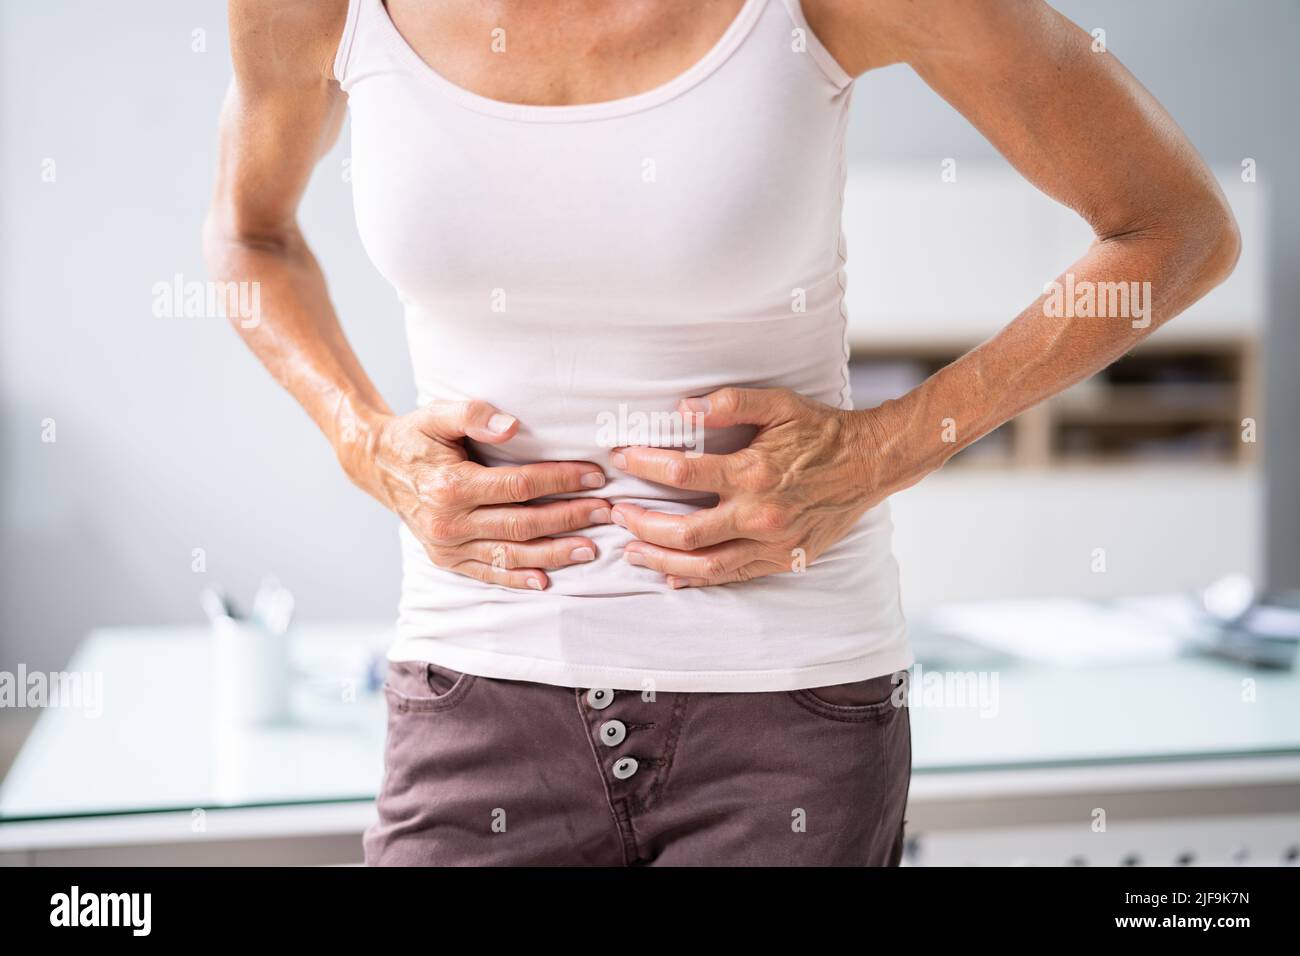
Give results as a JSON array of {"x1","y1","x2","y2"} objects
[{"x1": 210, "y1": 617, "x2": 290, "y2": 727}]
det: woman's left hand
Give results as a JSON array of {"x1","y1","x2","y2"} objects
[{"x1": 610, "y1": 387, "x2": 896, "y2": 588}]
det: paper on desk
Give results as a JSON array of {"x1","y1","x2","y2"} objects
[{"x1": 926, "y1": 597, "x2": 1188, "y2": 665}]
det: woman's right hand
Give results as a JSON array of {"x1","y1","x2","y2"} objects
[{"x1": 343, "y1": 400, "x2": 611, "y2": 590}]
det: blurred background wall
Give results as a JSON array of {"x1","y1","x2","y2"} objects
[{"x1": 2, "y1": 0, "x2": 1297, "y2": 675}]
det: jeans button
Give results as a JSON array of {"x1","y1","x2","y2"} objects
[
  {"x1": 611, "y1": 756, "x2": 638, "y2": 780},
  {"x1": 599, "y1": 719, "x2": 627, "y2": 747},
  {"x1": 586, "y1": 688, "x2": 614, "y2": 710}
]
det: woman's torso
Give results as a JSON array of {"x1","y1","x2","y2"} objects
[{"x1": 335, "y1": 0, "x2": 911, "y2": 691}]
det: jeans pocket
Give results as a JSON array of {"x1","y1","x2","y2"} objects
[
  {"x1": 383, "y1": 660, "x2": 476, "y2": 714},
  {"x1": 790, "y1": 671, "x2": 908, "y2": 723}
]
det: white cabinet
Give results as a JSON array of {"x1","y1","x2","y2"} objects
[{"x1": 889, "y1": 465, "x2": 1261, "y2": 614}]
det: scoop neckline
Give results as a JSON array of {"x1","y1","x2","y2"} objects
[{"x1": 371, "y1": 0, "x2": 767, "y2": 123}]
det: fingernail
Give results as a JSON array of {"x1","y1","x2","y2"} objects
[
  {"x1": 527, "y1": 577, "x2": 544, "y2": 590},
  {"x1": 581, "y1": 472, "x2": 606, "y2": 489},
  {"x1": 589, "y1": 508, "x2": 612, "y2": 524},
  {"x1": 624, "y1": 551, "x2": 646, "y2": 567},
  {"x1": 609, "y1": 452, "x2": 627, "y2": 470},
  {"x1": 611, "y1": 509, "x2": 627, "y2": 527},
  {"x1": 488, "y1": 413, "x2": 516, "y2": 434},
  {"x1": 682, "y1": 397, "x2": 711, "y2": 414},
  {"x1": 570, "y1": 547, "x2": 595, "y2": 562},
  {"x1": 668, "y1": 576, "x2": 687, "y2": 589}
]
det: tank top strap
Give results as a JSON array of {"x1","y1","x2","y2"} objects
[
  {"x1": 778, "y1": 0, "x2": 853, "y2": 89},
  {"x1": 333, "y1": 0, "x2": 364, "y2": 85}
]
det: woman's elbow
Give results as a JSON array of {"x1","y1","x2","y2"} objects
[{"x1": 1188, "y1": 194, "x2": 1243, "y2": 292}]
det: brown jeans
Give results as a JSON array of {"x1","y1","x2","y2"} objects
[{"x1": 364, "y1": 662, "x2": 911, "y2": 866}]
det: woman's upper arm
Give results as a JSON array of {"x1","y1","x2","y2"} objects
[
  {"x1": 209, "y1": 0, "x2": 350, "y2": 243},
  {"x1": 809, "y1": 0, "x2": 1239, "y2": 267}
]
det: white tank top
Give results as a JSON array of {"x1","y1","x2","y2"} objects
[{"x1": 335, "y1": 0, "x2": 911, "y2": 691}]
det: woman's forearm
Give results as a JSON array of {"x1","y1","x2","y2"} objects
[
  {"x1": 863, "y1": 215, "x2": 1241, "y2": 495},
  {"x1": 202, "y1": 220, "x2": 392, "y2": 480}
]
